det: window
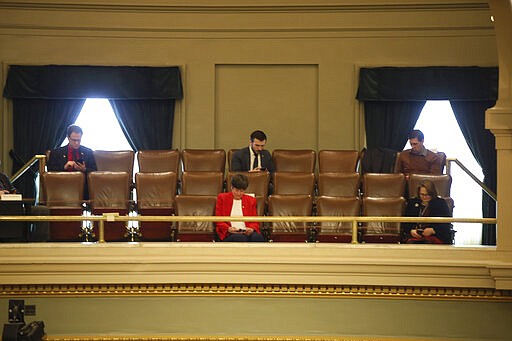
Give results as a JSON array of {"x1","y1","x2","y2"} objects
[
  {"x1": 411, "y1": 101, "x2": 484, "y2": 245},
  {"x1": 61, "y1": 98, "x2": 132, "y2": 151},
  {"x1": 67, "y1": 98, "x2": 138, "y2": 235}
]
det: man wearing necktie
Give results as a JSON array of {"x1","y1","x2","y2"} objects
[
  {"x1": 47, "y1": 124, "x2": 97, "y2": 173},
  {"x1": 231, "y1": 130, "x2": 275, "y2": 173}
]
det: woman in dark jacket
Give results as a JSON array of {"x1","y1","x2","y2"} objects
[{"x1": 402, "y1": 180, "x2": 453, "y2": 244}]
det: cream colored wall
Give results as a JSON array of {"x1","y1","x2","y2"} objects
[
  {"x1": 1, "y1": 2, "x2": 510, "y2": 340},
  {"x1": 0, "y1": 0, "x2": 498, "y2": 173}
]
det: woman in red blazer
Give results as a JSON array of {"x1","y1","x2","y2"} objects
[{"x1": 215, "y1": 174, "x2": 265, "y2": 242}]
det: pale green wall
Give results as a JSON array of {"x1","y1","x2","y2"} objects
[{"x1": 1, "y1": 296, "x2": 511, "y2": 340}]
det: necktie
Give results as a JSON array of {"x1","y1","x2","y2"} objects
[{"x1": 252, "y1": 153, "x2": 259, "y2": 170}]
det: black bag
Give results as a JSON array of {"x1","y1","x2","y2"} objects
[{"x1": 17, "y1": 321, "x2": 45, "y2": 341}]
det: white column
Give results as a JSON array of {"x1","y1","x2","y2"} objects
[{"x1": 487, "y1": 0, "x2": 512, "y2": 250}]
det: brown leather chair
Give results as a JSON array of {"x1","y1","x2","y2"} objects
[
  {"x1": 254, "y1": 196, "x2": 266, "y2": 217},
  {"x1": 227, "y1": 149, "x2": 239, "y2": 172},
  {"x1": 181, "y1": 171, "x2": 224, "y2": 196},
  {"x1": 226, "y1": 171, "x2": 270, "y2": 215},
  {"x1": 361, "y1": 197, "x2": 405, "y2": 243},
  {"x1": 268, "y1": 194, "x2": 313, "y2": 242},
  {"x1": 174, "y1": 195, "x2": 217, "y2": 242},
  {"x1": 408, "y1": 173, "x2": 452, "y2": 198},
  {"x1": 317, "y1": 172, "x2": 360, "y2": 197},
  {"x1": 42, "y1": 172, "x2": 85, "y2": 241},
  {"x1": 316, "y1": 196, "x2": 361, "y2": 243},
  {"x1": 226, "y1": 171, "x2": 270, "y2": 198},
  {"x1": 272, "y1": 172, "x2": 315, "y2": 196},
  {"x1": 181, "y1": 149, "x2": 226, "y2": 173},
  {"x1": 88, "y1": 171, "x2": 131, "y2": 242},
  {"x1": 362, "y1": 173, "x2": 406, "y2": 198},
  {"x1": 435, "y1": 151, "x2": 447, "y2": 174},
  {"x1": 137, "y1": 149, "x2": 180, "y2": 174},
  {"x1": 272, "y1": 149, "x2": 316, "y2": 173},
  {"x1": 93, "y1": 150, "x2": 135, "y2": 175},
  {"x1": 318, "y1": 150, "x2": 359, "y2": 173},
  {"x1": 135, "y1": 172, "x2": 178, "y2": 241},
  {"x1": 408, "y1": 173, "x2": 454, "y2": 215}
]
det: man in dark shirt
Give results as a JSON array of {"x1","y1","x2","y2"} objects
[
  {"x1": 47, "y1": 125, "x2": 97, "y2": 173},
  {"x1": 231, "y1": 130, "x2": 275, "y2": 173}
]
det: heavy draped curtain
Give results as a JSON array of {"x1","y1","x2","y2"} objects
[
  {"x1": 363, "y1": 101, "x2": 425, "y2": 150},
  {"x1": 10, "y1": 99, "x2": 85, "y2": 197},
  {"x1": 450, "y1": 100, "x2": 497, "y2": 245},
  {"x1": 356, "y1": 66, "x2": 498, "y2": 245},
  {"x1": 110, "y1": 99, "x2": 174, "y2": 151},
  {"x1": 3, "y1": 65, "x2": 183, "y2": 198}
]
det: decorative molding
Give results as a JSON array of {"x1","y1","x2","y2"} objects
[
  {"x1": 0, "y1": 1, "x2": 492, "y2": 13},
  {"x1": 43, "y1": 336, "x2": 447, "y2": 341},
  {"x1": 2, "y1": 283, "x2": 511, "y2": 301},
  {"x1": 0, "y1": 1, "x2": 494, "y2": 39}
]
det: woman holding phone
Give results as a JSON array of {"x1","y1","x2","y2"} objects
[{"x1": 402, "y1": 180, "x2": 453, "y2": 244}]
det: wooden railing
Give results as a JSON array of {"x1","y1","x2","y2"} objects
[{"x1": 0, "y1": 214, "x2": 496, "y2": 244}]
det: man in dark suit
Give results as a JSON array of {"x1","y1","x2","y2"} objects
[
  {"x1": 47, "y1": 125, "x2": 97, "y2": 173},
  {"x1": 231, "y1": 130, "x2": 275, "y2": 173}
]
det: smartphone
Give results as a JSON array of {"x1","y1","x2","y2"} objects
[
  {"x1": 416, "y1": 228, "x2": 424, "y2": 235},
  {"x1": 76, "y1": 158, "x2": 84, "y2": 164}
]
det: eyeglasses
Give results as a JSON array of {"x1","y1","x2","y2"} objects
[
  {"x1": 419, "y1": 193, "x2": 431, "y2": 197},
  {"x1": 69, "y1": 138, "x2": 81, "y2": 143}
]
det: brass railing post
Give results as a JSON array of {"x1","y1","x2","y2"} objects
[
  {"x1": 351, "y1": 220, "x2": 359, "y2": 244},
  {"x1": 98, "y1": 220, "x2": 105, "y2": 243}
]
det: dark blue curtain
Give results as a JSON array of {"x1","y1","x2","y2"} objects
[
  {"x1": 110, "y1": 99, "x2": 175, "y2": 151},
  {"x1": 450, "y1": 100, "x2": 497, "y2": 245},
  {"x1": 364, "y1": 101, "x2": 425, "y2": 150},
  {"x1": 11, "y1": 98, "x2": 85, "y2": 198}
]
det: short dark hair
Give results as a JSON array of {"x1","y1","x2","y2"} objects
[
  {"x1": 408, "y1": 129, "x2": 424, "y2": 142},
  {"x1": 416, "y1": 180, "x2": 439, "y2": 198},
  {"x1": 67, "y1": 125, "x2": 83, "y2": 137},
  {"x1": 231, "y1": 174, "x2": 249, "y2": 190},
  {"x1": 250, "y1": 130, "x2": 267, "y2": 142}
]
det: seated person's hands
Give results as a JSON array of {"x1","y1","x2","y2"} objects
[
  {"x1": 421, "y1": 227, "x2": 435, "y2": 236},
  {"x1": 249, "y1": 167, "x2": 265, "y2": 172},
  {"x1": 244, "y1": 227, "x2": 254, "y2": 235},
  {"x1": 1, "y1": 189, "x2": 10, "y2": 194},
  {"x1": 228, "y1": 226, "x2": 244, "y2": 234},
  {"x1": 411, "y1": 226, "x2": 435, "y2": 238},
  {"x1": 64, "y1": 160, "x2": 76, "y2": 170},
  {"x1": 411, "y1": 229, "x2": 423, "y2": 238},
  {"x1": 73, "y1": 160, "x2": 86, "y2": 172}
]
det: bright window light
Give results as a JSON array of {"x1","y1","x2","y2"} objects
[
  {"x1": 412, "y1": 100, "x2": 484, "y2": 245},
  {"x1": 61, "y1": 98, "x2": 132, "y2": 151},
  {"x1": 68, "y1": 98, "x2": 138, "y2": 230}
]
